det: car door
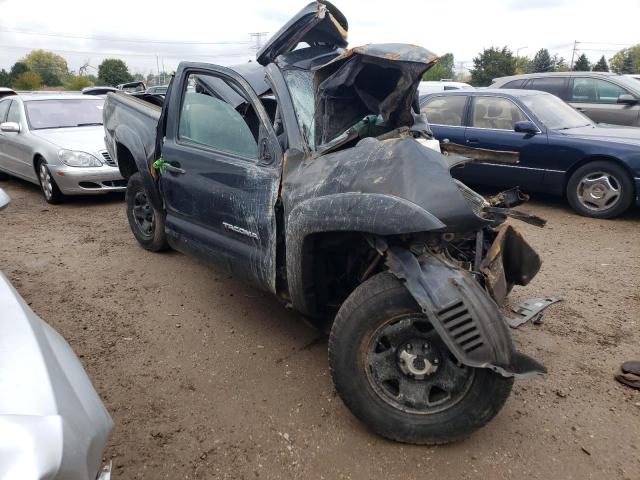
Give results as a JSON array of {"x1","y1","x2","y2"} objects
[
  {"x1": 420, "y1": 94, "x2": 469, "y2": 146},
  {"x1": 160, "y1": 64, "x2": 283, "y2": 293},
  {"x1": 568, "y1": 77, "x2": 639, "y2": 126},
  {"x1": 2, "y1": 99, "x2": 33, "y2": 179},
  {"x1": 456, "y1": 95, "x2": 546, "y2": 190},
  {"x1": 0, "y1": 98, "x2": 12, "y2": 172}
]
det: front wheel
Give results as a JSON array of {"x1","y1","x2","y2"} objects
[
  {"x1": 125, "y1": 172, "x2": 169, "y2": 251},
  {"x1": 37, "y1": 158, "x2": 65, "y2": 204},
  {"x1": 328, "y1": 272, "x2": 513, "y2": 445},
  {"x1": 566, "y1": 161, "x2": 633, "y2": 219}
]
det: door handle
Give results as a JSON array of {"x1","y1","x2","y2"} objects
[
  {"x1": 466, "y1": 138, "x2": 479, "y2": 144},
  {"x1": 164, "y1": 163, "x2": 185, "y2": 174},
  {"x1": 575, "y1": 107, "x2": 586, "y2": 112}
]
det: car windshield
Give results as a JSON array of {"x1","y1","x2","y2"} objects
[
  {"x1": 283, "y1": 69, "x2": 316, "y2": 149},
  {"x1": 25, "y1": 98, "x2": 104, "y2": 130},
  {"x1": 618, "y1": 75, "x2": 640, "y2": 90},
  {"x1": 520, "y1": 93, "x2": 592, "y2": 130}
]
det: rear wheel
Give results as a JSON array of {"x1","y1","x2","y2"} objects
[
  {"x1": 566, "y1": 161, "x2": 633, "y2": 219},
  {"x1": 329, "y1": 272, "x2": 513, "y2": 445},
  {"x1": 125, "y1": 172, "x2": 168, "y2": 251},
  {"x1": 36, "y1": 158, "x2": 64, "y2": 204}
]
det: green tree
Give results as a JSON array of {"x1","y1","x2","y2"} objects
[
  {"x1": 97, "y1": 59, "x2": 133, "y2": 86},
  {"x1": 10, "y1": 62, "x2": 29, "y2": 82},
  {"x1": 0, "y1": 69, "x2": 10, "y2": 87},
  {"x1": 470, "y1": 47, "x2": 516, "y2": 86},
  {"x1": 592, "y1": 55, "x2": 609, "y2": 72},
  {"x1": 22, "y1": 50, "x2": 69, "y2": 86},
  {"x1": 528, "y1": 48, "x2": 553, "y2": 73},
  {"x1": 552, "y1": 55, "x2": 569, "y2": 72},
  {"x1": 422, "y1": 53, "x2": 455, "y2": 81},
  {"x1": 610, "y1": 45, "x2": 640, "y2": 73},
  {"x1": 13, "y1": 71, "x2": 43, "y2": 90},
  {"x1": 65, "y1": 75, "x2": 94, "y2": 91},
  {"x1": 621, "y1": 52, "x2": 635, "y2": 74},
  {"x1": 573, "y1": 53, "x2": 591, "y2": 71}
]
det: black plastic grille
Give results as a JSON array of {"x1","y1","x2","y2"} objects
[
  {"x1": 101, "y1": 150, "x2": 116, "y2": 167},
  {"x1": 437, "y1": 300, "x2": 484, "y2": 354}
]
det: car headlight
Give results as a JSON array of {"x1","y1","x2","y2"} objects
[{"x1": 58, "y1": 149, "x2": 102, "y2": 167}]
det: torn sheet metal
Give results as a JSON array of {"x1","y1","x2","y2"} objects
[
  {"x1": 480, "y1": 224, "x2": 542, "y2": 305},
  {"x1": 313, "y1": 43, "x2": 438, "y2": 145},
  {"x1": 506, "y1": 296, "x2": 563, "y2": 328},
  {"x1": 441, "y1": 142, "x2": 520, "y2": 164},
  {"x1": 257, "y1": 1, "x2": 348, "y2": 66}
]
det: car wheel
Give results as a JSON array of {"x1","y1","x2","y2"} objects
[
  {"x1": 328, "y1": 272, "x2": 513, "y2": 445},
  {"x1": 37, "y1": 158, "x2": 65, "y2": 204},
  {"x1": 125, "y1": 172, "x2": 169, "y2": 251},
  {"x1": 0, "y1": 170, "x2": 10, "y2": 181},
  {"x1": 566, "y1": 161, "x2": 633, "y2": 219}
]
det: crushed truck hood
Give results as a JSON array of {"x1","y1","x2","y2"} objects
[
  {"x1": 283, "y1": 135, "x2": 487, "y2": 232},
  {"x1": 257, "y1": 1, "x2": 348, "y2": 66},
  {"x1": 313, "y1": 43, "x2": 438, "y2": 145}
]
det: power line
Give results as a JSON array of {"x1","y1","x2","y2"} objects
[
  {"x1": 0, "y1": 27, "x2": 251, "y2": 45},
  {"x1": 0, "y1": 45, "x2": 251, "y2": 59}
]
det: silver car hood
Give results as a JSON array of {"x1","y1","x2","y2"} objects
[
  {"x1": 0, "y1": 272, "x2": 112, "y2": 480},
  {"x1": 31, "y1": 126, "x2": 107, "y2": 155}
]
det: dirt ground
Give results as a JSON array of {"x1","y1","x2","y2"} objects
[{"x1": 1, "y1": 177, "x2": 639, "y2": 480}]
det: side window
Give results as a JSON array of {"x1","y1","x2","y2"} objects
[
  {"x1": 595, "y1": 79, "x2": 628, "y2": 103},
  {"x1": 471, "y1": 97, "x2": 527, "y2": 130},
  {"x1": 503, "y1": 79, "x2": 525, "y2": 89},
  {"x1": 528, "y1": 77, "x2": 567, "y2": 98},
  {"x1": 571, "y1": 78, "x2": 598, "y2": 102},
  {"x1": 0, "y1": 99, "x2": 10, "y2": 123},
  {"x1": 178, "y1": 73, "x2": 259, "y2": 159},
  {"x1": 6, "y1": 100, "x2": 21, "y2": 123},
  {"x1": 420, "y1": 96, "x2": 467, "y2": 126}
]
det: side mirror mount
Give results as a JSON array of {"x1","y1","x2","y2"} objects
[
  {"x1": 514, "y1": 120, "x2": 538, "y2": 134},
  {"x1": 0, "y1": 122, "x2": 20, "y2": 133},
  {"x1": 617, "y1": 94, "x2": 638, "y2": 105},
  {"x1": 0, "y1": 188, "x2": 10, "y2": 211}
]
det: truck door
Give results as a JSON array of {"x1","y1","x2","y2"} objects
[{"x1": 159, "y1": 64, "x2": 283, "y2": 293}]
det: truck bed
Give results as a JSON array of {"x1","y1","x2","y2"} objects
[{"x1": 103, "y1": 91, "x2": 162, "y2": 168}]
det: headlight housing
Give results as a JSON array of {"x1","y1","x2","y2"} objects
[{"x1": 58, "y1": 149, "x2": 102, "y2": 167}]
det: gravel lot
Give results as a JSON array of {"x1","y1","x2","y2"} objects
[{"x1": 1, "y1": 177, "x2": 639, "y2": 480}]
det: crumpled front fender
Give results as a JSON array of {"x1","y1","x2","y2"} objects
[{"x1": 385, "y1": 247, "x2": 546, "y2": 378}]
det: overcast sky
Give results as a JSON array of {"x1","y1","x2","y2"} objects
[{"x1": 0, "y1": 0, "x2": 639, "y2": 76}]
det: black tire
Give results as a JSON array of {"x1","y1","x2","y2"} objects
[
  {"x1": 566, "y1": 160, "x2": 633, "y2": 219},
  {"x1": 36, "y1": 158, "x2": 65, "y2": 204},
  {"x1": 328, "y1": 272, "x2": 513, "y2": 445},
  {"x1": 125, "y1": 172, "x2": 169, "y2": 251},
  {"x1": 0, "y1": 170, "x2": 10, "y2": 181}
]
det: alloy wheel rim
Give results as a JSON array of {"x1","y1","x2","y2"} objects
[
  {"x1": 365, "y1": 314, "x2": 474, "y2": 415},
  {"x1": 39, "y1": 164, "x2": 53, "y2": 200},
  {"x1": 132, "y1": 190, "x2": 155, "y2": 238},
  {"x1": 576, "y1": 171, "x2": 621, "y2": 212}
]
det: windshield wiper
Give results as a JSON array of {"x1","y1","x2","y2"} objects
[{"x1": 77, "y1": 122, "x2": 103, "y2": 127}]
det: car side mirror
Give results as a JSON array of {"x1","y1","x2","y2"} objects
[
  {"x1": 514, "y1": 121, "x2": 538, "y2": 134},
  {"x1": 0, "y1": 188, "x2": 10, "y2": 211},
  {"x1": 0, "y1": 122, "x2": 20, "y2": 133},
  {"x1": 617, "y1": 94, "x2": 638, "y2": 105}
]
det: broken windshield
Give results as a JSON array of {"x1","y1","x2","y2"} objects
[{"x1": 283, "y1": 69, "x2": 316, "y2": 149}]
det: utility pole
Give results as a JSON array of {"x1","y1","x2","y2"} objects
[
  {"x1": 570, "y1": 40, "x2": 579, "y2": 69},
  {"x1": 155, "y1": 54, "x2": 161, "y2": 86}
]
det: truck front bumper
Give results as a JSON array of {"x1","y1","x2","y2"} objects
[{"x1": 47, "y1": 164, "x2": 126, "y2": 195}]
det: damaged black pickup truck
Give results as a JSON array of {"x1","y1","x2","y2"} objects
[{"x1": 104, "y1": 1, "x2": 547, "y2": 444}]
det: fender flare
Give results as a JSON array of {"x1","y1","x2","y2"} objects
[
  {"x1": 285, "y1": 193, "x2": 446, "y2": 316},
  {"x1": 113, "y1": 126, "x2": 162, "y2": 209},
  {"x1": 385, "y1": 246, "x2": 546, "y2": 378}
]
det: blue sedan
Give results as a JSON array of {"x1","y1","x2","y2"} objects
[{"x1": 420, "y1": 89, "x2": 640, "y2": 218}]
